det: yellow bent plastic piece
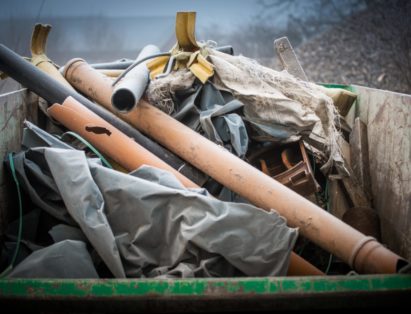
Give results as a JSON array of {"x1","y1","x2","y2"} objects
[
  {"x1": 147, "y1": 55, "x2": 170, "y2": 80},
  {"x1": 147, "y1": 11, "x2": 214, "y2": 83},
  {"x1": 175, "y1": 12, "x2": 199, "y2": 52},
  {"x1": 189, "y1": 54, "x2": 214, "y2": 84},
  {"x1": 30, "y1": 24, "x2": 73, "y2": 88}
]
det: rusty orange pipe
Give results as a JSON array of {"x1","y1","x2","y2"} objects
[
  {"x1": 62, "y1": 58, "x2": 408, "y2": 273},
  {"x1": 134, "y1": 102, "x2": 407, "y2": 274},
  {"x1": 64, "y1": 61, "x2": 406, "y2": 273},
  {"x1": 47, "y1": 96, "x2": 197, "y2": 189},
  {"x1": 48, "y1": 95, "x2": 320, "y2": 276},
  {"x1": 63, "y1": 60, "x2": 323, "y2": 276}
]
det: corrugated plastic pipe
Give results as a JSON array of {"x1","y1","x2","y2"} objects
[
  {"x1": 62, "y1": 58, "x2": 324, "y2": 276},
  {"x1": 62, "y1": 57, "x2": 409, "y2": 274}
]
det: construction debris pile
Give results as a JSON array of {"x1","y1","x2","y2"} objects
[{"x1": 0, "y1": 12, "x2": 408, "y2": 279}]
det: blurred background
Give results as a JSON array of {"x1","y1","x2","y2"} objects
[{"x1": 0, "y1": 0, "x2": 410, "y2": 94}]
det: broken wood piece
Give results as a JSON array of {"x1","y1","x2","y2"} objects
[
  {"x1": 322, "y1": 87, "x2": 357, "y2": 116},
  {"x1": 328, "y1": 179, "x2": 351, "y2": 220},
  {"x1": 274, "y1": 37, "x2": 308, "y2": 81},
  {"x1": 338, "y1": 137, "x2": 371, "y2": 208},
  {"x1": 350, "y1": 117, "x2": 372, "y2": 199},
  {"x1": 343, "y1": 206, "x2": 381, "y2": 241}
]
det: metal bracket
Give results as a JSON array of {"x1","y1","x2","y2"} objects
[{"x1": 274, "y1": 36, "x2": 308, "y2": 81}]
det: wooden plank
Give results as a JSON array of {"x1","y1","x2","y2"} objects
[
  {"x1": 0, "y1": 89, "x2": 38, "y2": 235},
  {"x1": 351, "y1": 85, "x2": 411, "y2": 260},
  {"x1": 350, "y1": 117, "x2": 372, "y2": 199},
  {"x1": 328, "y1": 179, "x2": 350, "y2": 220}
]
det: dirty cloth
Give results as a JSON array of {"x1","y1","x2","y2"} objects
[
  {"x1": 10, "y1": 144, "x2": 298, "y2": 278},
  {"x1": 208, "y1": 49, "x2": 346, "y2": 174},
  {"x1": 148, "y1": 78, "x2": 249, "y2": 158},
  {"x1": 8, "y1": 240, "x2": 99, "y2": 278}
]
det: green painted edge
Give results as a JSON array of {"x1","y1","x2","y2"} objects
[
  {"x1": 321, "y1": 83, "x2": 355, "y2": 93},
  {"x1": 0, "y1": 275, "x2": 410, "y2": 298}
]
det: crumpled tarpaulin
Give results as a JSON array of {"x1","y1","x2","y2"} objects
[
  {"x1": 8, "y1": 137, "x2": 298, "y2": 278},
  {"x1": 147, "y1": 75, "x2": 249, "y2": 158},
  {"x1": 8, "y1": 240, "x2": 99, "y2": 278},
  {"x1": 147, "y1": 48, "x2": 347, "y2": 174}
]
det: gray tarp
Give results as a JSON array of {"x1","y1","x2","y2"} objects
[
  {"x1": 9, "y1": 142, "x2": 298, "y2": 278},
  {"x1": 8, "y1": 240, "x2": 99, "y2": 278},
  {"x1": 148, "y1": 79, "x2": 249, "y2": 158}
]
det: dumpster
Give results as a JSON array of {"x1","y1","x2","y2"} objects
[{"x1": 0, "y1": 82, "x2": 410, "y2": 312}]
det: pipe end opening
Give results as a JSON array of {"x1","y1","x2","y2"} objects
[{"x1": 112, "y1": 89, "x2": 136, "y2": 112}]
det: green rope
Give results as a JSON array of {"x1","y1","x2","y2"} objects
[
  {"x1": 325, "y1": 253, "x2": 333, "y2": 274},
  {"x1": 0, "y1": 153, "x2": 23, "y2": 277},
  {"x1": 60, "y1": 131, "x2": 113, "y2": 169}
]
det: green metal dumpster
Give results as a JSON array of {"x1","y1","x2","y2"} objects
[{"x1": 0, "y1": 84, "x2": 410, "y2": 312}]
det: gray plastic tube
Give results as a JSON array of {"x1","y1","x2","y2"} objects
[{"x1": 111, "y1": 45, "x2": 160, "y2": 112}]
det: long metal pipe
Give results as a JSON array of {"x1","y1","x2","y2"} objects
[
  {"x1": 63, "y1": 56, "x2": 407, "y2": 274},
  {"x1": 111, "y1": 45, "x2": 159, "y2": 112},
  {"x1": 61, "y1": 58, "x2": 326, "y2": 276},
  {"x1": 0, "y1": 44, "x2": 205, "y2": 185}
]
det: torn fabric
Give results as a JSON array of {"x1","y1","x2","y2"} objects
[{"x1": 208, "y1": 49, "x2": 347, "y2": 175}]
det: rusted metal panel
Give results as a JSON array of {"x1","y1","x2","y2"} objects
[
  {"x1": 0, "y1": 88, "x2": 38, "y2": 235},
  {"x1": 274, "y1": 37, "x2": 308, "y2": 81},
  {"x1": 351, "y1": 85, "x2": 411, "y2": 260},
  {"x1": 0, "y1": 275, "x2": 410, "y2": 311}
]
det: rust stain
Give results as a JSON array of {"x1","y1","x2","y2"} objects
[{"x1": 85, "y1": 125, "x2": 112, "y2": 136}]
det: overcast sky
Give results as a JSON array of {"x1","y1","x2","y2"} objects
[{"x1": 0, "y1": 0, "x2": 269, "y2": 30}]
